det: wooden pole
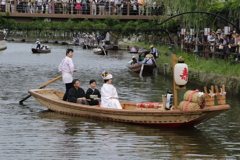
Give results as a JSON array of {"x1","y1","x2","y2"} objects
[
  {"x1": 172, "y1": 54, "x2": 178, "y2": 108},
  {"x1": 172, "y1": 54, "x2": 186, "y2": 109},
  {"x1": 19, "y1": 75, "x2": 62, "y2": 104}
]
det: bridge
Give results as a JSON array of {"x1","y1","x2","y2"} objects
[{"x1": 0, "y1": 1, "x2": 165, "y2": 22}]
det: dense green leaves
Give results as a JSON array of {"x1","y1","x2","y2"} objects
[{"x1": 0, "y1": 16, "x2": 179, "y2": 39}]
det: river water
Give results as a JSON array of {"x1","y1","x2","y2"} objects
[{"x1": 0, "y1": 42, "x2": 240, "y2": 159}]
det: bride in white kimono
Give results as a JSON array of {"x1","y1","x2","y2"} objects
[{"x1": 100, "y1": 71, "x2": 122, "y2": 109}]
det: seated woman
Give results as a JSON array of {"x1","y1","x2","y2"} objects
[
  {"x1": 86, "y1": 79, "x2": 101, "y2": 105},
  {"x1": 143, "y1": 54, "x2": 153, "y2": 64},
  {"x1": 100, "y1": 71, "x2": 122, "y2": 109},
  {"x1": 68, "y1": 79, "x2": 88, "y2": 105}
]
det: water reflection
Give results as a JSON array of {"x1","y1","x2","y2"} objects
[
  {"x1": 37, "y1": 110, "x2": 233, "y2": 159},
  {"x1": 0, "y1": 42, "x2": 240, "y2": 159}
]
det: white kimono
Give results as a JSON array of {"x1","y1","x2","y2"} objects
[{"x1": 100, "y1": 83, "x2": 122, "y2": 109}]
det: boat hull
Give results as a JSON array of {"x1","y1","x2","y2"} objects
[
  {"x1": 128, "y1": 64, "x2": 155, "y2": 73},
  {"x1": 28, "y1": 89, "x2": 230, "y2": 128},
  {"x1": 93, "y1": 48, "x2": 108, "y2": 55},
  {"x1": 32, "y1": 48, "x2": 51, "y2": 53}
]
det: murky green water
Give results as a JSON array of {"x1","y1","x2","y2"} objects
[{"x1": 0, "y1": 42, "x2": 240, "y2": 159}]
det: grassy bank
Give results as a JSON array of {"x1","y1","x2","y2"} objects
[{"x1": 122, "y1": 42, "x2": 240, "y2": 93}]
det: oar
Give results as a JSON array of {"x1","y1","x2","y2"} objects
[
  {"x1": 19, "y1": 75, "x2": 62, "y2": 105},
  {"x1": 139, "y1": 58, "x2": 146, "y2": 77},
  {"x1": 102, "y1": 47, "x2": 107, "y2": 55},
  {"x1": 139, "y1": 64, "x2": 144, "y2": 77},
  {"x1": 152, "y1": 57, "x2": 158, "y2": 69}
]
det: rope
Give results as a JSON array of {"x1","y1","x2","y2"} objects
[{"x1": 184, "y1": 89, "x2": 199, "y2": 111}]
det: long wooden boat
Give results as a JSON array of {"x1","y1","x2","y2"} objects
[
  {"x1": 28, "y1": 89, "x2": 230, "y2": 128},
  {"x1": 32, "y1": 48, "x2": 51, "y2": 53},
  {"x1": 128, "y1": 63, "x2": 156, "y2": 73},
  {"x1": 93, "y1": 48, "x2": 108, "y2": 55},
  {"x1": 106, "y1": 45, "x2": 118, "y2": 50}
]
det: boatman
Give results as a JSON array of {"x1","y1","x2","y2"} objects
[
  {"x1": 150, "y1": 45, "x2": 158, "y2": 59},
  {"x1": 58, "y1": 49, "x2": 77, "y2": 101},
  {"x1": 36, "y1": 39, "x2": 41, "y2": 49}
]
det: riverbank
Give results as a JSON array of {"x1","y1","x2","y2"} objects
[
  {"x1": 122, "y1": 42, "x2": 240, "y2": 94},
  {"x1": 5, "y1": 37, "x2": 240, "y2": 93}
]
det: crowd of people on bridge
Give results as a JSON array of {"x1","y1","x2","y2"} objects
[{"x1": 0, "y1": 0, "x2": 165, "y2": 16}]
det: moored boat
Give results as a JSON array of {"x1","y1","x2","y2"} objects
[
  {"x1": 0, "y1": 33, "x2": 7, "y2": 50},
  {"x1": 28, "y1": 88, "x2": 230, "y2": 128},
  {"x1": 106, "y1": 45, "x2": 118, "y2": 50},
  {"x1": 32, "y1": 48, "x2": 51, "y2": 53}
]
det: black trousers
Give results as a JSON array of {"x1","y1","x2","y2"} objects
[{"x1": 63, "y1": 83, "x2": 73, "y2": 101}]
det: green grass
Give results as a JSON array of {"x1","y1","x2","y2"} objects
[{"x1": 124, "y1": 42, "x2": 240, "y2": 77}]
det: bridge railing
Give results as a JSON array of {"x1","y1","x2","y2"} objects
[{"x1": 0, "y1": 1, "x2": 165, "y2": 16}]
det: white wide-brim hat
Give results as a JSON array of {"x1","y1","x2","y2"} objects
[{"x1": 102, "y1": 71, "x2": 113, "y2": 80}]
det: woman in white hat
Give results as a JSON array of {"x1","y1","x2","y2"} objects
[{"x1": 100, "y1": 71, "x2": 122, "y2": 109}]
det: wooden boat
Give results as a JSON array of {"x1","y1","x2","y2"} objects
[
  {"x1": 28, "y1": 89, "x2": 230, "y2": 128},
  {"x1": 0, "y1": 34, "x2": 7, "y2": 50},
  {"x1": 129, "y1": 51, "x2": 138, "y2": 53},
  {"x1": 82, "y1": 44, "x2": 91, "y2": 49},
  {"x1": 32, "y1": 48, "x2": 51, "y2": 53},
  {"x1": 59, "y1": 41, "x2": 68, "y2": 45},
  {"x1": 93, "y1": 48, "x2": 108, "y2": 55},
  {"x1": 129, "y1": 47, "x2": 138, "y2": 53},
  {"x1": 106, "y1": 45, "x2": 118, "y2": 50},
  {"x1": 128, "y1": 63, "x2": 156, "y2": 73}
]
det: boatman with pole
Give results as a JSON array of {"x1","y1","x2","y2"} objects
[{"x1": 58, "y1": 49, "x2": 77, "y2": 101}]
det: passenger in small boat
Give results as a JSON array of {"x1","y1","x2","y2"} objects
[
  {"x1": 100, "y1": 71, "x2": 122, "y2": 109},
  {"x1": 36, "y1": 39, "x2": 41, "y2": 49},
  {"x1": 102, "y1": 39, "x2": 106, "y2": 50},
  {"x1": 143, "y1": 54, "x2": 153, "y2": 64},
  {"x1": 68, "y1": 79, "x2": 88, "y2": 104},
  {"x1": 129, "y1": 56, "x2": 138, "y2": 65},
  {"x1": 138, "y1": 53, "x2": 145, "y2": 61},
  {"x1": 58, "y1": 49, "x2": 77, "y2": 101},
  {"x1": 86, "y1": 79, "x2": 101, "y2": 105}
]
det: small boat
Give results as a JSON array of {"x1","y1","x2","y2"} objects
[
  {"x1": 0, "y1": 33, "x2": 7, "y2": 50},
  {"x1": 128, "y1": 63, "x2": 156, "y2": 73},
  {"x1": 106, "y1": 45, "x2": 118, "y2": 50},
  {"x1": 93, "y1": 48, "x2": 108, "y2": 55},
  {"x1": 28, "y1": 88, "x2": 230, "y2": 128},
  {"x1": 82, "y1": 44, "x2": 91, "y2": 49},
  {"x1": 129, "y1": 47, "x2": 138, "y2": 53},
  {"x1": 128, "y1": 54, "x2": 156, "y2": 73},
  {"x1": 32, "y1": 48, "x2": 51, "y2": 53},
  {"x1": 59, "y1": 41, "x2": 68, "y2": 45}
]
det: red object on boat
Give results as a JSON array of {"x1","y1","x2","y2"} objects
[{"x1": 137, "y1": 102, "x2": 163, "y2": 108}]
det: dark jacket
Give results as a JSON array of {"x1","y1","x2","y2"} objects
[
  {"x1": 68, "y1": 87, "x2": 86, "y2": 103},
  {"x1": 86, "y1": 88, "x2": 101, "y2": 105}
]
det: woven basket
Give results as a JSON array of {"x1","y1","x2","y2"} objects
[{"x1": 179, "y1": 101, "x2": 200, "y2": 111}]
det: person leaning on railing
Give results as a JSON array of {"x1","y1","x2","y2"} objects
[
  {"x1": 115, "y1": 0, "x2": 122, "y2": 15},
  {"x1": 97, "y1": 0, "x2": 104, "y2": 15}
]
